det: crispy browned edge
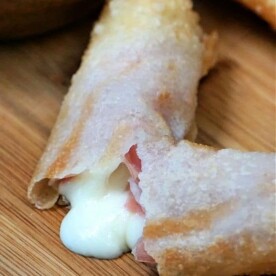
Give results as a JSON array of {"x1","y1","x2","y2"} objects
[
  {"x1": 145, "y1": 212, "x2": 276, "y2": 275},
  {"x1": 158, "y1": 235, "x2": 276, "y2": 276}
]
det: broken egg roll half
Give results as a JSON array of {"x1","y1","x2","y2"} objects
[
  {"x1": 28, "y1": 0, "x2": 205, "y2": 259},
  {"x1": 134, "y1": 139, "x2": 276, "y2": 276}
]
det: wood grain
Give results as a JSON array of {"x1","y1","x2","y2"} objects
[{"x1": 0, "y1": 0, "x2": 275, "y2": 275}]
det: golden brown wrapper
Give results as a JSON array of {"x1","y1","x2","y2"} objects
[
  {"x1": 137, "y1": 139, "x2": 276, "y2": 275},
  {"x1": 28, "y1": 0, "x2": 205, "y2": 209}
]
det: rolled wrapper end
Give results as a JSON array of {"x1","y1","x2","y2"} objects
[
  {"x1": 28, "y1": 178, "x2": 59, "y2": 209},
  {"x1": 28, "y1": 149, "x2": 130, "y2": 210},
  {"x1": 27, "y1": 120, "x2": 155, "y2": 210},
  {"x1": 27, "y1": 149, "x2": 97, "y2": 209}
]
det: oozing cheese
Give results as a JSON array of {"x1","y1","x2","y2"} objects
[{"x1": 59, "y1": 164, "x2": 144, "y2": 259}]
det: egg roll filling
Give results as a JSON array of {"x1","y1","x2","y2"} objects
[{"x1": 58, "y1": 145, "x2": 148, "y2": 260}]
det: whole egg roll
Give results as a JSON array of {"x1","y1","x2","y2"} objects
[
  {"x1": 28, "y1": 0, "x2": 205, "y2": 209},
  {"x1": 134, "y1": 139, "x2": 276, "y2": 276}
]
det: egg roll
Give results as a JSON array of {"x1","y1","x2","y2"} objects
[
  {"x1": 28, "y1": 0, "x2": 204, "y2": 209},
  {"x1": 28, "y1": 0, "x2": 207, "y2": 260},
  {"x1": 135, "y1": 139, "x2": 276, "y2": 275}
]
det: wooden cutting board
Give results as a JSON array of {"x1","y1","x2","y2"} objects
[{"x1": 1, "y1": 0, "x2": 275, "y2": 275}]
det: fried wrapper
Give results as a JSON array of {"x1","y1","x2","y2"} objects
[
  {"x1": 136, "y1": 139, "x2": 276, "y2": 275},
  {"x1": 28, "y1": 0, "x2": 205, "y2": 209}
]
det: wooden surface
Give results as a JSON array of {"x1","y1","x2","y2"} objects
[{"x1": 0, "y1": 0, "x2": 275, "y2": 275}]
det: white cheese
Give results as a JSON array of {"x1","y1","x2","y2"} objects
[{"x1": 59, "y1": 164, "x2": 144, "y2": 259}]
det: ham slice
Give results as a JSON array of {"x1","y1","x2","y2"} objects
[
  {"x1": 125, "y1": 145, "x2": 141, "y2": 181},
  {"x1": 133, "y1": 238, "x2": 155, "y2": 264},
  {"x1": 28, "y1": 0, "x2": 205, "y2": 209}
]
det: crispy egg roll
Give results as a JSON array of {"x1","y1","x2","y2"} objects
[
  {"x1": 28, "y1": 0, "x2": 204, "y2": 209},
  {"x1": 28, "y1": 0, "x2": 207, "y2": 260},
  {"x1": 134, "y1": 139, "x2": 276, "y2": 275},
  {"x1": 27, "y1": 0, "x2": 275, "y2": 273}
]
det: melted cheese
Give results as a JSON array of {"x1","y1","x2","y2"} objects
[{"x1": 59, "y1": 164, "x2": 144, "y2": 259}]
